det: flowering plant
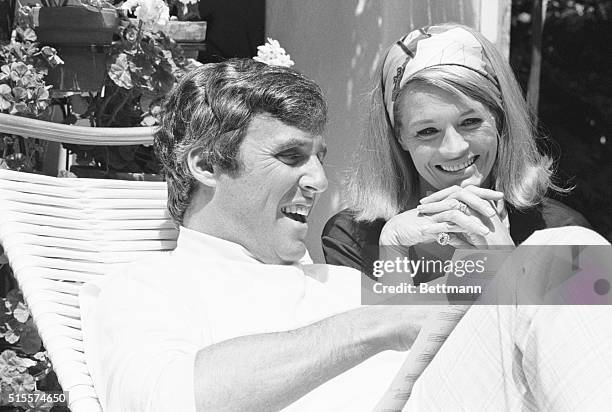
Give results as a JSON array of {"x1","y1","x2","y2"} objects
[
  {"x1": 0, "y1": 289, "x2": 60, "y2": 412},
  {"x1": 62, "y1": 0, "x2": 202, "y2": 175},
  {"x1": 0, "y1": 12, "x2": 63, "y2": 172},
  {"x1": 121, "y1": 0, "x2": 170, "y2": 31},
  {"x1": 253, "y1": 38, "x2": 294, "y2": 68},
  {"x1": 0, "y1": 26, "x2": 62, "y2": 118}
]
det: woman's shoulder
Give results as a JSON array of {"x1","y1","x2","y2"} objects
[
  {"x1": 321, "y1": 209, "x2": 386, "y2": 269},
  {"x1": 507, "y1": 198, "x2": 590, "y2": 244},
  {"x1": 540, "y1": 197, "x2": 592, "y2": 229},
  {"x1": 322, "y1": 209, "x2": 386, "y2": 246}
]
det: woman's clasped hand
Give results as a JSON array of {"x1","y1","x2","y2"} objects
[{"x1": 380, "y1": 185, "x2": 514, "y2": 248}]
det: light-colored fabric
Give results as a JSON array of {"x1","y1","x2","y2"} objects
[
  {"x1": 81, "y1": 227, "x2": 405, "y2": 412},
  {"x1": 404, "y1": 227, "x2": 612, "y2": 411},
  {"x1": 81, "y1": 225, "x2": 612, "y2": 411},
  {"x1": 382, "y1": 25, "x2": 498, "y2": 126}
]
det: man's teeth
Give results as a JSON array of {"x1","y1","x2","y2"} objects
[
  {"x1": 281, "y1": 205, "x2": 310, "y2": 223},
  {"x1": 439, "y1": 157, "x2": 477, "y2": 172}
]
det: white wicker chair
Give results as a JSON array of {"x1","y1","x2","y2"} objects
[{"x1": 0, "y1": 113, "x2": 177, "y2": 412}]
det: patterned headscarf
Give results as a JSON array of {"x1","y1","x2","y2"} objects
[{"x1": 382, "y1": 25, "x2": 500, "y2": 127}]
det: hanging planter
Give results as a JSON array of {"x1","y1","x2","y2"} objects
[{"x1": 34, "y1": 6, "x2": 119, "y2": 92}]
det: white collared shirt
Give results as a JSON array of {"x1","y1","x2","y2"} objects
[{"x1": 81, "y1": 227, "x2": 405, "y2": 412}]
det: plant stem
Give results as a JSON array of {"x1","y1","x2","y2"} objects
[
  {"x1": 107, "y1": 89, "x2": 133, "y2": 127},
  {"x1": 96, "y1": 85, "x2": 120, "y2": 127},
  {"x1": 136, "y1": 20, "x2": 144, "y2": 52}
]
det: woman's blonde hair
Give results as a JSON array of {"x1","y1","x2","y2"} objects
[{"x1": 346, "y1": 23, "x2": 564, "y2": 222}]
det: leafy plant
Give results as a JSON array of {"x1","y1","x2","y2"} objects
[
  {"x1": 0, "y1": 10, "x2": 63, "y2": 172},
  {"x1": 0, "y1": 289, "x2": 61, "y2": 412},
  {"x1": 0, "y1": 27, "x2": 62, "y2": 118},
  {"x1": 64, "y1": 0, "x2": 202, "y2": 175}
]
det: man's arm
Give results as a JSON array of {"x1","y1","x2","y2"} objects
[{"x1": 194, "y1": 305, "x2": 429, "y2": 412}]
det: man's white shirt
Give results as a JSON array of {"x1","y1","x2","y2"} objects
[{"x1": 80, "y1": 227, "x2": 406, "y2": 412}]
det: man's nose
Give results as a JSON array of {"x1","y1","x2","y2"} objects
[
  {"x1": 439, "y1": 126, "x2": 469, "y2": 157},
  {"x1": 300, "y1": 157, "x2": 328, "y2": 194}
]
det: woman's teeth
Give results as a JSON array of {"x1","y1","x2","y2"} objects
[
  {"x1": 281, "y1": 205, "x2": 309, "y2": 223},
  {"x1": 439, "y1": 156, "x2": 477, "y2": 172}
]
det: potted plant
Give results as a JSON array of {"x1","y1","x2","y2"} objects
[
  {"x1": 34, "y1": 0, "x2": 119, "y2": 92},
  {"x1": 0, "y1": 15, "x2": 63, "y2": 172},
  {"x1": 62, "y1": 0, "x2": 202, "y2": 179}
]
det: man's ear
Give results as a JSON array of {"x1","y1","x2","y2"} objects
[{"x1": 187, "y1": 148, "x2": 217, "y2": 188}]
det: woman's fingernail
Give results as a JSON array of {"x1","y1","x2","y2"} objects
[{"x1": 480, "y1": 227, "x2": 490, "y2": 235}]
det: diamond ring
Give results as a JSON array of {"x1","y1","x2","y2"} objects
[
  {"x1": 456, "y1": 201, "x2": 468, "y2": 214},
  {"x1": 437, "y1": 232, "x2": 451, "y2": 246}
]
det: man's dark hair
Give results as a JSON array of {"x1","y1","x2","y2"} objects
[{"x1": 154, "y1": 58, "x2": 327, "y2": 225}]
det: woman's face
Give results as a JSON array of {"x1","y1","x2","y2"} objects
[{"x1": 396, "y1": 82, "x2": 498, "y2": 194}]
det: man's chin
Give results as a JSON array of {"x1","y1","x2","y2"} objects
[{"x1": 276, "y1": 241, "x2": 307, "y2": 265}]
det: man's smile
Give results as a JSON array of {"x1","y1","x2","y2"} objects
[{"x1": 280, "y1": 203, "x2": 312, "y2": 223}]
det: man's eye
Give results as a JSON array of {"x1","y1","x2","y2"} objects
[
  {"x1": 416, "y1": 127, "x2": 439, "y2": 138},
  {"x1": 461, "y1": 118, "x2": 483, "y2": 128},
  {"x1": 277, "y1": 152, "x2": 305, "y2": 165}
]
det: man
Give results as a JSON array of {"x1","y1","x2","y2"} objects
[
  {"x1": 81, "y1": 59, "x2": 428, "y2": 412},
  {"x1": 82, "y1": 59, "x2": 612, "y2": 412}
]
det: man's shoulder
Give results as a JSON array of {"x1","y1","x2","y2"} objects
[
  {"x1": 111, "y1": 251, "x2": 176, "y2": 283},
  {"x1": 89, "y1": 252, "x2": 177, "y2": 303}
]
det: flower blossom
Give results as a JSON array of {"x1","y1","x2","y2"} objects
[
  {"x1": 253, "y1": 38, "x2": 294, "y2": 68},
  {"x1": 122, "y1": 0, "x2": 170, "y2": 30},
  {"x1": 176, "y1": 0, "x2": 197, "y2": 14}
]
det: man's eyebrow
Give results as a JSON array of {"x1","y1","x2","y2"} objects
[{"x1": 274, "y1": 137, "x2": 318, "y2": 151}]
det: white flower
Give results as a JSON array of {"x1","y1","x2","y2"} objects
[
  {"x1": 122, "y1": 0, "x2": 170, "y2": 30},
  {"x1": 12, "y1": 302, "x2": 29, "y2": 323},
  {"x1": 253, "y1": 38, "x2": 294, "y2": 68},
  {"x1": 1, "y1": 328, "x2": 19, "y2": 344},
  {"x1": 176, "y1": 0, "x2": 197, "y2": 15},
  {"x1": 33, "y1": 351, "x2": 47, "y2": 361}
]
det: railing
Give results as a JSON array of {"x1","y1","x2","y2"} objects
[{"x1": 0, "y1": 113, "x2": 155, "y2": 146}]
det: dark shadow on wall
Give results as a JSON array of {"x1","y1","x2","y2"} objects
[{"x1": 198, "y1": 0, "x2": 265, "y2": 63}]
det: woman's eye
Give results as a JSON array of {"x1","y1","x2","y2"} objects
[
  {"x1": 416, "y1": 127, "x2": 439, "y2": 138},
  {"x1": 461, "y1": 118, "x2": 483, "y2": 128}
]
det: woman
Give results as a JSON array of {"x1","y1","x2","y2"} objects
[
  {"x1": 322, "y1": 23, "x2": 589, "y2": 278},
  {"x1": 322, "y1": 24, "x2": 604, "y2": 411}
]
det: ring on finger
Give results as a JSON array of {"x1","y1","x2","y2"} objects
[
  {"x1": 456, "y1": 201, "x2": 469, "y2": 214},
  {"x1": 437, "y1": 232, "x2": 451, "y2": 246}
]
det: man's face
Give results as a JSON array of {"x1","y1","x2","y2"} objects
[{"x1": 211, "y1": 115, "x2": 328, "y2": 264}]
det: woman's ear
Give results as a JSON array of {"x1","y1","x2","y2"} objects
[
  {"x1": 396, "y1": 133, "x2": 410, "y2": 152},
  {"x1": 187, "y1": 147, "x2": 217, "y2": 188}
]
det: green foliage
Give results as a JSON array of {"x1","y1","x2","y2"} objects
[
  {"x1": 0, "y1": 11, "x2": 63, "y2": 173},
  {"x1": 511, "y1": 0, "x2": 612, "y2": 240},
  {"x1": 0, "y1": 27, "x2": 62, "y2": 118},
  {"x1": 0, "y1": 288, "x2": 59, "y2": 411},
  {"x1": 66, "y1": 14, "x2": 200, "y2": 175}
]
